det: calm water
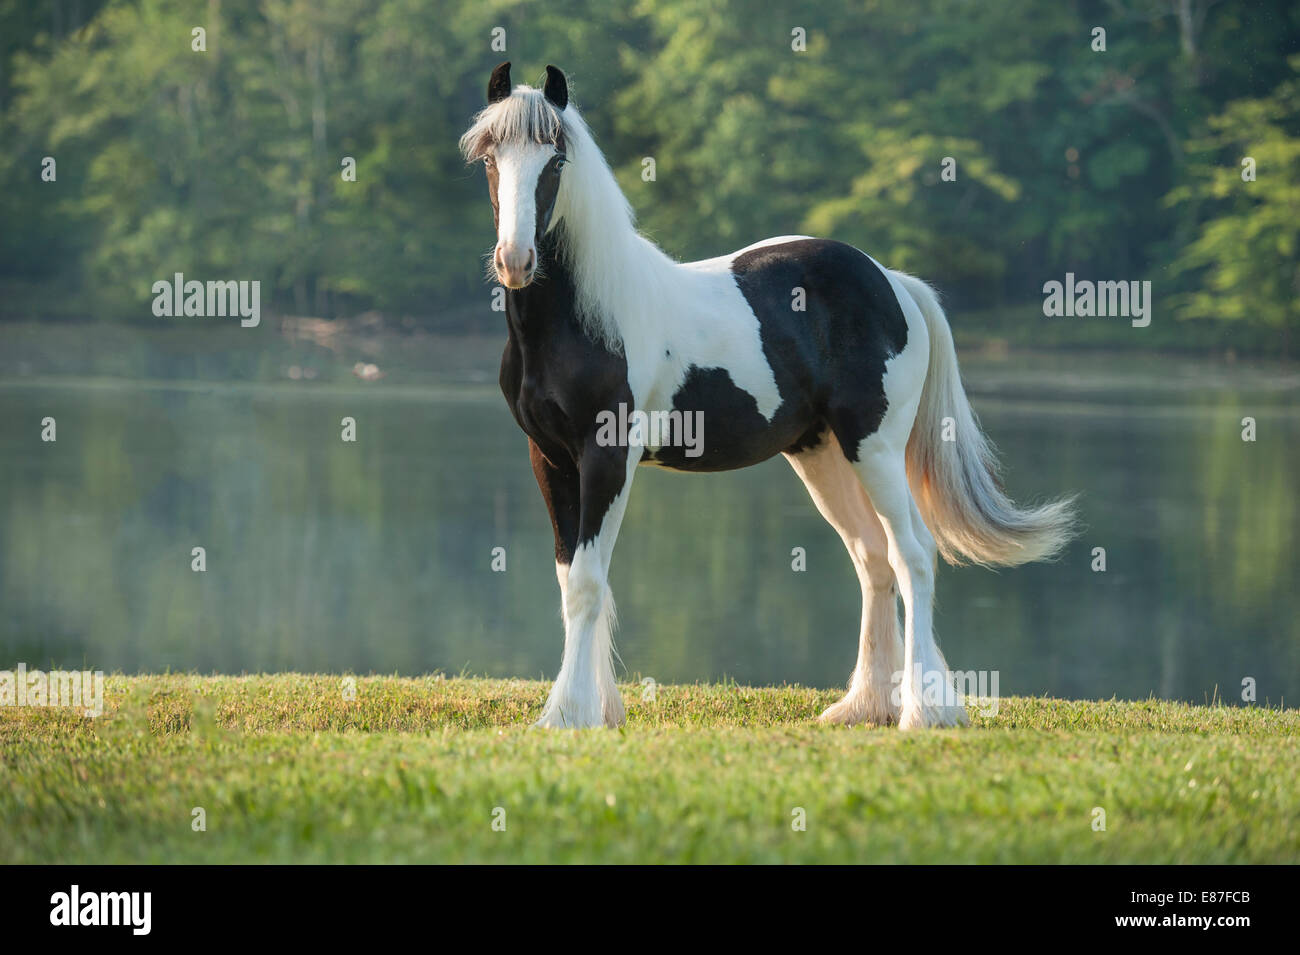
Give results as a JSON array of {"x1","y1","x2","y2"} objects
[{"x1": 2, "y1": 342, "x2": 1298, "y2": 704}]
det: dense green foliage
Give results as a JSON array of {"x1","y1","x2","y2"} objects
[
  {"x1": 2, "y1": 675, "x2": 1296, "y2": 862},
  {"x1": 1, "y1": 1, "x2": 1297, "y2": 348}
]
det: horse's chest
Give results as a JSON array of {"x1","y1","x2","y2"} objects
[
  {"x1": 501, "y1": 335, "x2": 631, "y2": 456},
  {"x1": 510, "y1": 379, "x2": 569, "y2": 442}
]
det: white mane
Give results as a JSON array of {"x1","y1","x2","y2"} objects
[
  {"x1": 459, "y1": 86, "x2": 565, "y2": 159},
  {"x1": 461, "y1": 86, "x2": 682, "y2": 355}
]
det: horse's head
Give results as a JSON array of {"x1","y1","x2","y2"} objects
[{"x1": 460, "y1": 62, "x2": 570, "y2": 289}]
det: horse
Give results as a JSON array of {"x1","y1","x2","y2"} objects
[{"x1": 459, "y1": 63, "x2": 1077, "y2": 729}]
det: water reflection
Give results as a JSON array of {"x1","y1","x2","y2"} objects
[{"x1": 1, "y1": 364, "x2": 1296, "y2": 704}]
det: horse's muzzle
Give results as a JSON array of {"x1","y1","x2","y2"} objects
[{"x1": 495, "y1": 243, "x2": 535, "y2": 289}]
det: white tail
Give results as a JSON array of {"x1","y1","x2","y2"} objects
[{"x1": 895, "y1": 273, "x2": 1078, "y2": 567}]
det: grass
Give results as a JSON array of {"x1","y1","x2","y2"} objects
[{"x1": 1, "y1": 675, "x2": 1296, "y2": 864}]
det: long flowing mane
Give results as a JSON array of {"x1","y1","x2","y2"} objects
[{"x1": 461, "y1": 87, "x2": 680, "y2": 354}]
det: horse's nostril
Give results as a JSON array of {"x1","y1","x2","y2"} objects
[{"x1": 526, "y1": 250, "x2": 535, "y2": 272}]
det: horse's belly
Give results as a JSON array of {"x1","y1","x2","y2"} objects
[{"x1": 637, "y1": 365, "x2": 815, "y2": 472}]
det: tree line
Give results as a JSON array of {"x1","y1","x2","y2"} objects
[{"x1": 0, "y1": 0, "x2": 1296, "y2": 349}]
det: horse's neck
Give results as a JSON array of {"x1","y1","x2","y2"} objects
[
  {"x1": 549, "y1": 215, "x2": 680, "y2": 359},
  {"x1": 503, "y1": 235, "x2": 585, "y2": 347},
  {"x1": 508, "y1": 219, "x2": 674, "y2": 362}
]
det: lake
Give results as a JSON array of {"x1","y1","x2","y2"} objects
[{"x1": 2, "y1": 324, "x2": 1297, "y2": 704}]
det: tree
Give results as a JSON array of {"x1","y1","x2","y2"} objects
[{"x1": 1166, "y1": 55, "x2": 1300, "y2": 353}]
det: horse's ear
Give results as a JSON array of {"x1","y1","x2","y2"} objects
[
  {"x1": 543, "y1": 65, "x2": 568, "y2": 110},
  {"x1": 487, "y1": 61, "x2": 512, "y2": 104}
]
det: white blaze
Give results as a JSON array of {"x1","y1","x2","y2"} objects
[{"x1": 494, "y1": 142, "x2": 555, "y2": 260}]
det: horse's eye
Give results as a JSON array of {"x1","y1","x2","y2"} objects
[
  {"x1": 483, "y1": 155, "x2": 496, "y2": 168},
  {"x1": 555, "y1": 156, "x2": 567, "y2": 169}
]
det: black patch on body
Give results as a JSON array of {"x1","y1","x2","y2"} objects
[
  {"x1": 500, "y1": 229, "x2": 631, "y2": 550},
  {"x1": 652, "y1": 238, "x2": 909, "y2": 470}
]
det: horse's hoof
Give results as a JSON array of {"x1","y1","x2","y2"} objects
[
  {"x1": 898, "y1": 703, "x2": 969, "y2": 730},
  {"x1": 535, "y1": 697, "x2": 623, "y2": 729},
  {"x1": 817, "y1": 697, "x2": 896, "y2": 727}
]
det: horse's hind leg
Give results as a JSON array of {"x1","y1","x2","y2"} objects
[
  {"x1": 850, "y1": 440, "x2": 968, "y2": 729},
  {"x1": 785, "y1": 432, "x2": 902, "y2": 726}
]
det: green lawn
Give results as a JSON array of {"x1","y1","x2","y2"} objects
[{"x1": 1, "y1": 675, "x2": 1296, "y2": 863}]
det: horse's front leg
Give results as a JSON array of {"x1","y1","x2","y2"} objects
[
  {"x1": 536, "y1": 438, "x2": 638, "y2": 729},
  {"x1": 528, "y1": 439, "x2": 581, "y2": 611}
]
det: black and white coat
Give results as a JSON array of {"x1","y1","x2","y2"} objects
[{"x1": 462, "y1": 64, "x2": 1075, "y2": 729}]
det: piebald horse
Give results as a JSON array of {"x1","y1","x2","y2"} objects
[{"x1": 460, "y1": 63, "x2": 1076, "y2": 729}]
